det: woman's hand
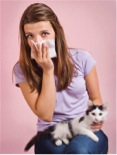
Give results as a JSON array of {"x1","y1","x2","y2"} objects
[
  {"x1": 31, "y1": 42, "x2": 54, "y2": 73},
  {"x1": 91, "y1": 121, "x2": 103, "y2": 132}
]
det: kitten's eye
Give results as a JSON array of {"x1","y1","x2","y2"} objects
[
  {"x1": 92, "y1": 113, "x2": 95, "y2": 116},
  {"x1": 99, "y1": 113, "x2": 102, "y2": 116}
]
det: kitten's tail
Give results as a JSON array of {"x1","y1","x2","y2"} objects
[{"x1": 24, "y1": 132, "x2": 47, "y2": 151}]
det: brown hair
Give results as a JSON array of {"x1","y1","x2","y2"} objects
[{"x1": 17, "y1": 3, "x2": 76, "y2": 92}]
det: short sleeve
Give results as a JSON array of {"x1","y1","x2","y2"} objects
[
  {"x1": 13, "y1": 63, "x2": 26, "y2": 87},
  {"x1": 77, "y1": 49, "x2": 96, "y2": 76}
]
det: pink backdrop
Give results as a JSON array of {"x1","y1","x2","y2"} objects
[{"x1": 1, "y1": 0, "x2": 116, "y2": 154}]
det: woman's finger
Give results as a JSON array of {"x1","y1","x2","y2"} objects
[
  {"x1": 36, "y1": 43, "x2": 42, "y2": 60},
  {"x1": 31, "y1": 41, "x2": 37, "y2": 58},
  {"x1": 91, "y1": 122, "x2": 103, "y2": 130},
  {"x1": 91, "y1": 125, "x2": 102, "y2": 130},
  {"x1": 42, "y1": 43, "x2": 46, "y2": 59},
  {"x1": 46, "y1": 44, "x2": 49, "y2": 58}
]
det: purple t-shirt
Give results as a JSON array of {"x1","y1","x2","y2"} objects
[{"x1": 13, "y1": 49, "x2": 96, "y2": 131}]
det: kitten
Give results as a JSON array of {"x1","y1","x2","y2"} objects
[{"x1": 24, "y1": 100, "x2": 108, "y2": 151}]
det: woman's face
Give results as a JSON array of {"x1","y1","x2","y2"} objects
[{"x1": 24, "y1": 21, "x2": 55, "y2": 47}]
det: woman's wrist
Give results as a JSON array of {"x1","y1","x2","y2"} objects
[{"x1": 43, "y1": 69, "x2": 54, "y2": 76}]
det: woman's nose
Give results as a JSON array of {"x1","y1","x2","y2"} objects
[{"x1": 33, "y1": 35, "x2": 43, "y2": 43}]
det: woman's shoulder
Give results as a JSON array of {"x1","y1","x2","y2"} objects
[
  {"x1": 68, "y1": 48, "x2": 94, "y2": 61},
  {"x1": 13, "y1": 62, "x2": 23, "y2": 76},
  {"x1": 13, "y1": 62, "x2": 26, "y2": 87},
  {"x1": 68, "y1": 48, "x2": 96, "y2": 76}
]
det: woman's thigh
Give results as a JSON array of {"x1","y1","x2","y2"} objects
[
  {"x1": 34, "y1": 135, "x2": 66, "y2": 154},
  {"x1": 34, "y1": 130, "x2": 108, "y2": 154},
  {"x1": 65, "y1": 130, "x2": 108, "y2": 154}
]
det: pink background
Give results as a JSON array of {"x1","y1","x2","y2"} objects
[{"x1": 0, "y1": 0, "x2": 116, "y2": 154}]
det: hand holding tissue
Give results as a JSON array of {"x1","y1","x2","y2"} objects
[{"x1": 31, "y1": 39, "x2": 57, "y2": 59}]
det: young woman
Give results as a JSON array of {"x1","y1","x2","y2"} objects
[{"x1": 13, "y1": 3, "x2": 108, "y2": 154}]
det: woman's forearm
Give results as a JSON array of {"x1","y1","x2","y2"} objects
[{"x1": 35, "y1": 71, "x2": 56, "y2": 122}]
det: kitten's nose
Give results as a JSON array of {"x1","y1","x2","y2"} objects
[{"x1": 95, "y1": 118, "x2": 99, "y2": 122}]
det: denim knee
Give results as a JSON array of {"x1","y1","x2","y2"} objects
[
  {"x1": 65, "y1": 130, "x2": 108, "y2": 154},
  {"x1": 65, "y1": 144, "x2": 89, "y2": 154}
]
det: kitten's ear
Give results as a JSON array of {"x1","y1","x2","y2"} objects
[
  {"x1": 87, "y1": 100, "x2": 94, "y2": 107},
  {"x1": 102, "y1": 102, "x2": 108, "y2": 110}
]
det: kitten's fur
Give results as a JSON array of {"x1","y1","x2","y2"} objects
[{"x1": 24, "y1": 100, "x2": 108, "y2": 151}]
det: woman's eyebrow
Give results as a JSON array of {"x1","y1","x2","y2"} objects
[
  {"x1": 39, "y1": 30, "x2": 50, "y2": 33},
  {"x1": 25, "y1": 30, "x2": 49, "y2": 35},
  {"x1": 25, "y1": 32, "x2": 33, "y2": 35}
]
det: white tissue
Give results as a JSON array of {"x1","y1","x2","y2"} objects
[{"x1": 31, "y1": 39, "x2": 57, "y2": 59}]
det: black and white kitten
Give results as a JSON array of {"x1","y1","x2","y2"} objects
[{"x1": 24, "y1": 100, "x2": 108, "y2": 151}]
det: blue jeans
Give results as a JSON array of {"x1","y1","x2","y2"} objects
[{"x1": 34, "y1": 130, "x2": 108, "y2": 154}]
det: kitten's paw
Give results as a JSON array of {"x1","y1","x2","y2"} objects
[
  {"x1": 55, "y1": 140, "x2": 62, "y2": 146},
  {"x1": 62, "y1": 139, "x2": 69, "y2": 145},
  {"x1": 93, "y1": 136, "x2": 99, "y2": 142}
]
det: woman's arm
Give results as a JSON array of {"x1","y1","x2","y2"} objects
[
  {"x1": 19, "y1": 43, "x2": 56, "y2": 122},
  {"x1": 19, "y1": 70, "x2": 56, "y2": 122},
  {"x1": 85, "y1": 66, "x2": 103, "y2": 131},
  {"x1": 85, "y1": 66, "x2": 102, "y2": 105},
  {"x1": 19, "y1": 41, "x2": 56, "y2": 122}
]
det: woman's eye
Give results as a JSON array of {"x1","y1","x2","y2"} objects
[
  {"x1": 25, "y1": 35, "x2": 33, "y2": 39},
  {"x1": 41, "y1": 32, "x2": 49, "y2": 37}
]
